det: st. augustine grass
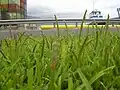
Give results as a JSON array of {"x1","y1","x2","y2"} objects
[
  {"x1": 0, "y1": 26, "x2": 120, "y2": 90},
  {"x1": 0, "y1": 10, "x2": 120, "y2": 90}
]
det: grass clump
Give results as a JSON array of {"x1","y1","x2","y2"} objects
[{"x1": 0, "y1": 11, "x2": 120, "y2": 90}]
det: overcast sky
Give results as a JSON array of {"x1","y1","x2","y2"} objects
[{"x1": 27, "y1": 0, "x2": 120, "y2": 18}]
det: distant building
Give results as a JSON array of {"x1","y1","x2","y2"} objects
[{"x1": 0, "y1": 0, "x2": 27, "y2": 20}]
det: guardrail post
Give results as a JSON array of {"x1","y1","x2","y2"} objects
[
  {"x1": 76, "y1": 22, "x2": 78, "y2": 28},
  {"x1": 112, "y1": 23, "x2": 114, "y2": 27},
  {"x1": 53, "y1": 23, "x2": 56, "y2": 28},
  {"x1": 33, "y1": 24, "x2": 35, "y2": 30},
  {"x1": 9, "y1": 24, "x2": 11, "y2": 30},
  {"x1": 35, "y1": 24, "x2": 37, "y2": 30},
  {"x1": 24, "y1": 24, "x2": 27, "y2": 30}
]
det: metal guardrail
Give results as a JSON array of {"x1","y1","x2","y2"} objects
[
  {"x1": 0, "y1": 18, "x2": 120, "y2": 25},
  {"x1": 0, "y1": 19, "x2": 120, "y2": 30}
]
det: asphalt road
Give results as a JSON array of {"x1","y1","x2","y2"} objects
[{"x1": 0, "y1": 27, "x2": 119, "y2": 40}]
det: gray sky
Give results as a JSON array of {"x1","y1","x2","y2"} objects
[{"x1": 27, "y1": 0, "x2": 120, "y2": 18}]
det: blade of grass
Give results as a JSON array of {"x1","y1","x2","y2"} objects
[
  {"x1": 68, "y1": 77, "x2": 73, "y2": 90},
  {"x1": 54, "y1": 15, "x2": 60, "y2": 37},
  {"x1": 77, "y1": 66, "x2": 115, "y2": 89},
  {"x1": 0, "y1": 50, "x2": 8, "y2": 60},
  {"x1": 17, "y1": 32, "x2": 26, "y2": 43},
  {"x1": 78, "y1": 35, "x2": 89, "y2": 59},
  {"x1": 4, "y1": 39, "x2": 9, "y2": 47},
  {"x1": 77, "y1": 68, "x2": 92, "y2": 90},
  {"x1": 89, "y1": 66, "x2": 115, "y2": 84},
  {"x1": 27, "y1": 68, "x2": 33, "y2": 90},
  {"x1": 58, "y1": 75, "x2": 61, "y2": 90},
  {"x1": 40, "y1": 37, "x2": 45, "y2": 59},
  {"x1": 105, "y1": 14, "x2": 110, "y2": 35},
  {"x1": 32, "y1": 44, "x2": 37, "y2": 53},
  {"x1": 79, "y1": 10, "x2": 87, "y2": 40},
  {"x1": 64, "y1": 20, "x2": 69, "y2": 38},
  {"x1": 100, "y1": 81, "x2": 107, "y2": 90}
]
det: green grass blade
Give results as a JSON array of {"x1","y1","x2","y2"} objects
[
  {"x1": 68, "y1": 77, "x2": 73, "y2": 90},
  {"x1": 78, "y1": 35, "x2": 89, "y2": 59},
  {"x1": 17, "y1": 32, "x2": 25, "y2": 43},
  {"x1": 40, "y1": 37, "x2": 45, "y2": 59},
  {"x1": 77, "y1": 68, "x2": 92, "y2": 90},
  {"x1": 27, "y1": 68, "x2": 33, "y2": 90},
  {"x1": 105, "y1": 14, "x2": 110, "y2": 35},
  {"x1": 64, "y1": 21, "x2": 69, "y2": 38},
  {"x1": 58, "y1": 75, "x2": 61, "y2": 90},
  {"x1": 94, "y1": 30, "x2": 99, "y2": 51},
  {"x1": 32, "y1": 44, "x2": 37, "y2": 53},
  {"x1": 54, "y1": 15, "x2": 60, "y2": 37},
  {"x1": 0, "y1": 50, "x2": 8, "y2": 60},
  {"x1": 4, "y1": 39, "x2": 9, "y2": 47},
  {"x1": 89, "y1": 66, "x2": 115, "y2": 85},
  {"x1": 7, "y1": 58, "x2": 21, "y2": 72},
  {"x1": 100, "y1": 81, "x2": 107, "y2": 90},
  {"x1": 79, "y1": 10, "x2": 87, "y2": 40}
]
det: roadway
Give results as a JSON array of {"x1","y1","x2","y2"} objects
[{"x1": 0, "y1": 27, "x2": 119, "y2": 40}]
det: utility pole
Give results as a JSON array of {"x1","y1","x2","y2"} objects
[
  {"x1": 93, "y1": 0, "x2": 95, "y2": 11},
  {"x1": 117, "y1": 8, "x2": 120, "y2": 18}
]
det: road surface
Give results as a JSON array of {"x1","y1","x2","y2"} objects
[{"x1": 0, "y1": 27, "x2": 119, "y2": 40}]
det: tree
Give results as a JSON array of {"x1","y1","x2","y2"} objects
[{"x1": 1, "y1": 9, "x2": 10, "y2": 20}]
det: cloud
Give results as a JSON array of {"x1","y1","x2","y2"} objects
[
  {"x1": 27, "y1": 6, "x2": 87, "y2": 19},
  {"x1": 27, "y1": 6, "x2": 56, "y2": 19},
  {"x1": 27, "y1": 6, "x2": 54, "y2": 15},
  {"x1": 27, "y1": 0, "x2": 120, "y2": 18}
]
